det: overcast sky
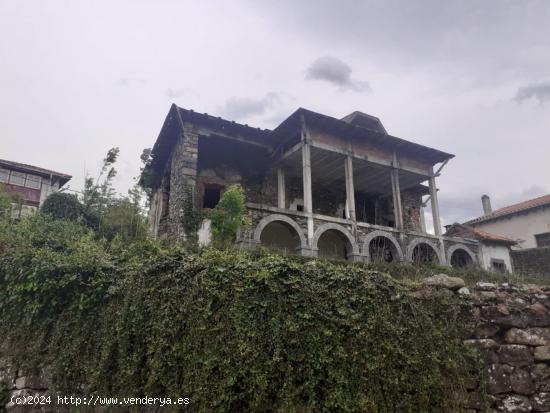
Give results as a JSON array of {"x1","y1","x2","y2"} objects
[{"x1": 1, "y1": 0, "x2": 549, "y2": 228}]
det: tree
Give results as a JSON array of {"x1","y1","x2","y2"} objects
[
  {"x1": 210, "y1": 184, "x2": 248, "y2": 248},
  {"x1": 78, "y1": 147, "x2": 148, "y2": 242},
  {"x1": 41, "y1": 192, "x2": 83, "y2": 222}
]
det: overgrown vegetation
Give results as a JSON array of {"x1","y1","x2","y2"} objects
[
  {"x1": 41, "y1": 192, "x2": 83, "y2": 221},
  {"x1": 39, "y1": 147, "x2": 148, "y2": 242},
  {"x1": 181, "y1": 183, "x2": 203, "y2": 243},
  {"x1": 210, "y1": 184, "x2": 248, "y2": 248},
  {"x1": 0, "y1": 212, "x2": 484, "y2": 412}
]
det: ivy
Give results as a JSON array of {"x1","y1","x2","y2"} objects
[
  {"x1": 0, "y1": 215, "x2": 482, "y2": 412},
  {"x1": 180, "y1": 183, "x2": 203, "y2": 242}
]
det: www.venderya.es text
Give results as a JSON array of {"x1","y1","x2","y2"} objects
[{"x1": 10, "y1": 394, "x2": 190, "y2": 408}]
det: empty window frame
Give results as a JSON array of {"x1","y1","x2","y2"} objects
[
  {"x1": 0, "y1": 168, "x2": 8, "y2": 183},
  {"x1": 25, "y1": 174, "x2": 42, "y2": 189},
  {"x1": 203, "y1": 185, "x2": 222, "y2": 209},
  {"x1": 535, "y1": 232, "x2": 550, "y2": 248},
  {"x1": 8, "y1": 171, "x2": 26, "y2": 186},
  {"x1": 491, "y1": 259, "x2": 507, "y2": 273}
]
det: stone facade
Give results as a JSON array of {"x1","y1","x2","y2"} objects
[
  {"x1": 239, "y1": 205, "x2": 479, "y2": 265},
  {"x1": 143, "y1": 105, "x2": 489, "y2": 268}
]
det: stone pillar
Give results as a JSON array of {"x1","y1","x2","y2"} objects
[
  {"x1": 277, "y1": 167, "x2": 285, "y2": 209},
  {"x1": 429, "y1": 171, "x2": 442, "y2": 236},
  {"x1": 390, "y1": 169, "x2": 403, "y2": 230},
  {"x1": 344, "y1": 155, "x2": 356, "y2": 221},
  {"x1": 168, "y1": 124, "x2": 199, "y2": 239}
]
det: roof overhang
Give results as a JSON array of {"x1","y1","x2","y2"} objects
[
  {"x1": 0, "y1": 159, "x2": 72, "y2": 187},
  {"x1": 273, "y1": 108, "x2": 455, "y2": 165}
]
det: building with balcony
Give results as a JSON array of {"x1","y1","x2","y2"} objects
[
  {"x1": 0, "y1": 159, "x2": 72, "y2": 218},
  {"x1": 142, "y1": 104, "x2": 482, "y2": 267}
]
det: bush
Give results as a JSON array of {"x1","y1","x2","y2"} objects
[
  {"x1": 210, "y1": 184, "x2": 247, "y2": 247},
  {"x1": 0, "y1": 217, "x2": 479, "y2": 412},
  {"x1": 41, "y1": 192, "x2": 83, "y2": 222}
]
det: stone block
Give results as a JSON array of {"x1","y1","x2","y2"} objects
[
  {"x1": 505, "y1": 328, "x2": 550, "y2": 346},
  {"x1": 531, "y1": 392, "x2": 550, "y2": 412},
  {"x1": 511, "y1": 368, "x2": 536, "y2": 395},
  {"x1": 497, "y1": 395, "x2": 532, "y2": 413},
  {"x1": 529, "y1": 364, "x2": 550, "y2": 390},
  {"x1": 464, "y1": 339, "x2": 498, "y2": 349},
  {"x1": 481, "y1": 307, "x2": 530, "y2": 329},
  {"x1": 421, "y1": 274, "x2": 465, "y2": 290},
  {"x1": 485, "y1": 363, "x2": 513, "y2": 394},
  {"x1": 534, "y1": 346, "x2": 550, "y2": 361},
  {"x1": 498, "y1": 345, "x2": 534, "y2": 367}
]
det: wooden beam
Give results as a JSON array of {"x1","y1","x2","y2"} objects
[
  {"x1": 308, "y1": 140, "x2": 431, "y2": 177},
  {"x1": 198, "y1": 128, "x2": 272, "y2": 151}
]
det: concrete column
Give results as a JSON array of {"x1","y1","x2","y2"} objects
[
  {"x1": 277, "y1": 167, "x2": 285, "y2": 209},
  {"x1": 419, "y1": 205, "x2": 427, "y2": 233},
  {"x1": 344, "y1": 155, "x2": 356, "y2": 221},
  {"x1": 429, "y1": 171, "x2": 442, "y2": 236},
  {"x1": 390, "y1": 169, "x2": 403, "y2": 230},
  {"x1": 302, "y1": 141, "x2": 314, "y2": 242}
]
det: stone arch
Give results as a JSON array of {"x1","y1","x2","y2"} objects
[
  {"x1": 406, "y1": 237, "x2": 444, "y2": 265},
  {"x1": 312, "y1": 223, "x2": 360, "y2": 260},
  {"x1": 447, "y1": 244, "x2": 477, "y2": 267},
  {"x1": 253, "y1": 214, "x2": 307, "y2": 250},
  {"x1": 362, "y1": 230, "x2": 404, "y2": 263}
]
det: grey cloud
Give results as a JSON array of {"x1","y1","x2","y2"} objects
[
  {"x1": 165, "y1": 88, "x2": 187, "y2": 98},
  {"x1": 306, "y1": 56, "x2": 370, "y2": 92},
  {"x1": 249, "y1": 1, "x2": 550, "y2": 85},
  {"x1": 220, "y1": 93, "x2": 281, "y2": 120},
  {"x1": 514, "y1": 82, "x2": 550, "y2": 104}
]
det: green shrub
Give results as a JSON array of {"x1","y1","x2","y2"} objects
[
  {"x1": 210, "y1": 184, "x2": 248, "y2": 248},
  {"x1": 41, "y1": 192, "x2": 83, "y2": 221}
]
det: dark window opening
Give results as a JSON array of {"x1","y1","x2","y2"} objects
[
  {"x1": 535, "y1": 232, "x2": 550, "y2": 248},
  {"x1": 203, "y1": 186, "x2": 222, "y2": 209},
  {"x1": 491, "y1": 259, "x2": 506, "y2": 273},
  {"x1": 296, "y1": 204, "x2": 304, "y2": 212}
]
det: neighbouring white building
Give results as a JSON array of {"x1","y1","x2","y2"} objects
[
  {"x1": 445, "y1": 223, "x2": 516, "y2": 273},
  {"x1": 465, "y1": 194, "x2": 550, "y2": 250},
  {"x1": 0, "y1": 159, "x2": 72, "y2": 218}
]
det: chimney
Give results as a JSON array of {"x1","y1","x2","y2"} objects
[{"x1": 481, "y1": 194, "x2": 492, "y2": 215}]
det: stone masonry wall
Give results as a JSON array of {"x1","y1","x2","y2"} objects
[
  {"x1": 512, "y1": 248, "x2": 550, "y2": 279},
  {"x1": 401, "y1": 190, "x2": 423, "y2": 232},
  {"x1": 456, "y1": 280, "x2": 550, "y2": 412},
  {"x1": 167, "y1": 123, "x2": 199, "y2": 239},
  {"x1": 4, "y1": 279, "x2": 549, "y2": 412}
]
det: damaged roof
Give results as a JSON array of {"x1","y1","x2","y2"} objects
[
  {"x1": 445, "y1": 223, "x2": 516, "y2": 245},
  {"x1": 273, "y1": 108, "x2": 454, "y2": 164},
  {"x1": 465, "y1": 193, "x2": 550, "y2": 225},
  {"x1": 143, "y1": 104, "x2": 455, "y2": 184}
]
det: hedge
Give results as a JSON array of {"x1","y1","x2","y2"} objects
[{"x1": 0, "y1": 215, "x2": 479, "y2": 412}]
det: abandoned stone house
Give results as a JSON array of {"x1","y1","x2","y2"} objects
[{"x1": 142, "y1": 104, "x2": 489, "y2": 267}]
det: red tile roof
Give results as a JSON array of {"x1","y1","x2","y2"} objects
[
  {"x1": 469, "y1": 228, "x2": 516, "y2": 244},
  {"x1": 445, "y1": 223, "x2": 516, "y2": 245},
  {"x1": 465, "y1": 193, "x2": 550, "y2": 225}
]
